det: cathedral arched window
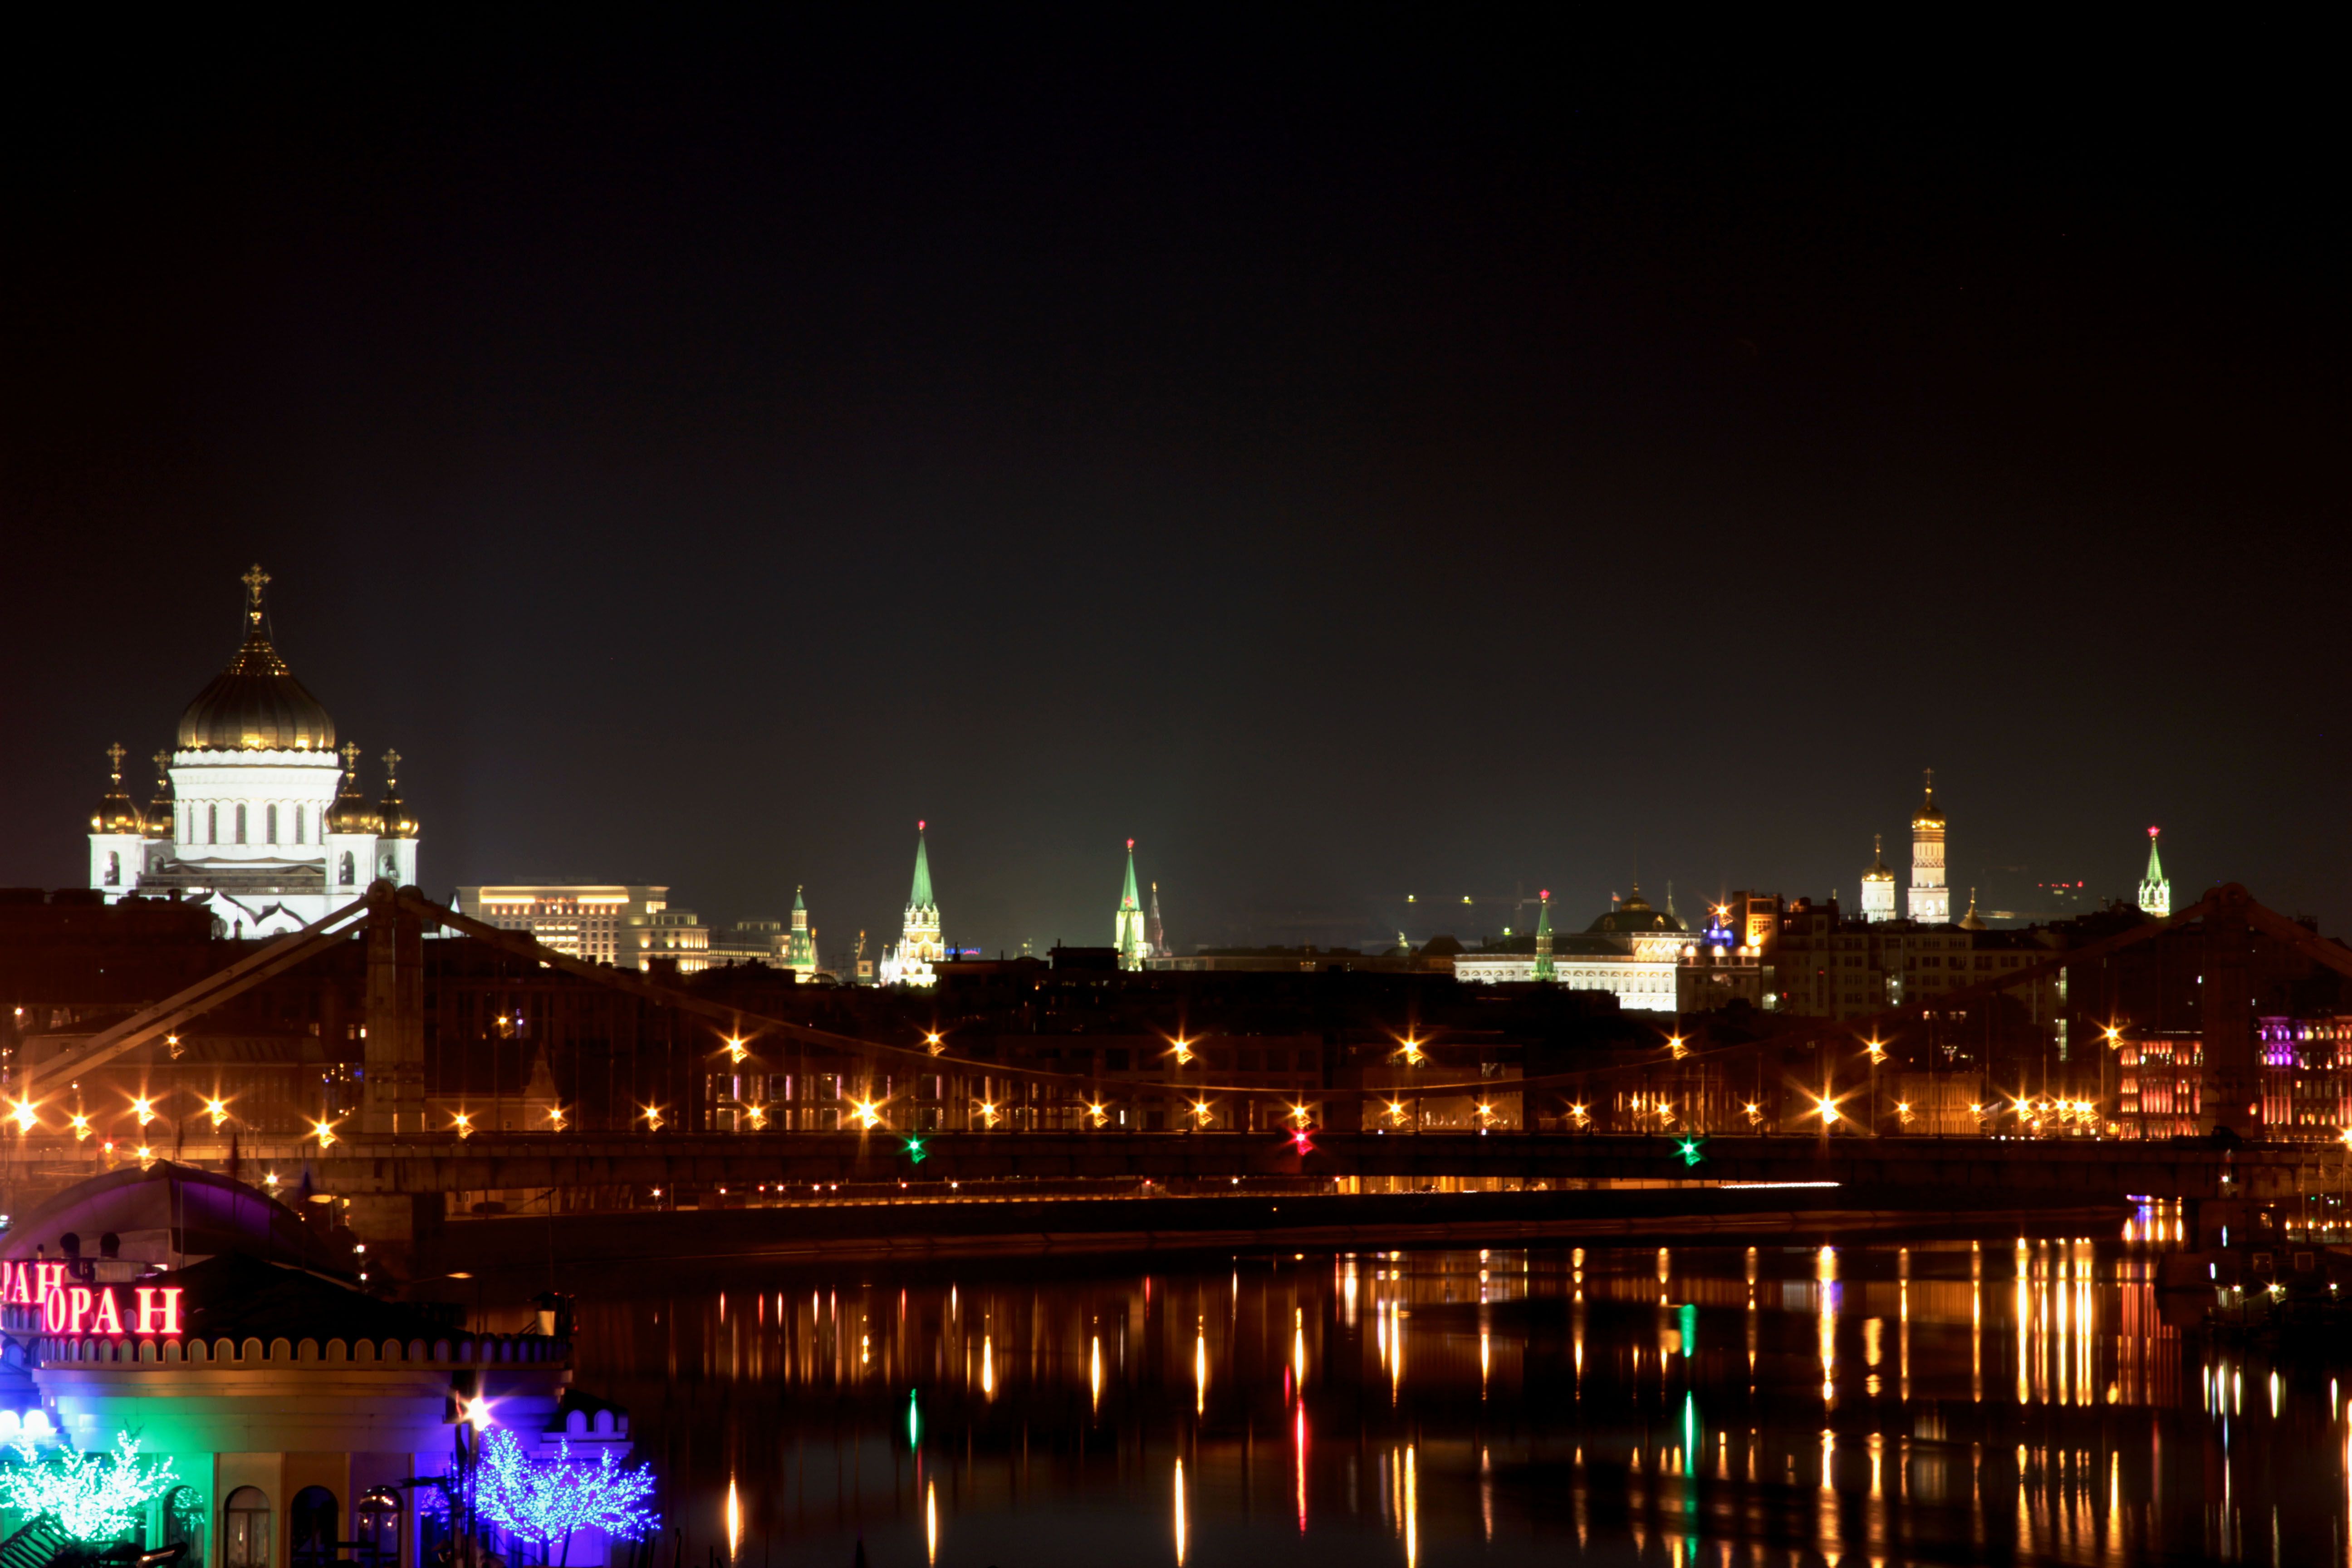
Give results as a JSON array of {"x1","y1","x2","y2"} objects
[
  {"x1": 340, "y1": 851, "x2": 356, "y2": 887},
  {"x1": 235, "y1": 804, "x2": 248, "y2": 844},
  {"x1": 103, "y1": 851, "x2": 120, "y2": 886},
  {"x1": 266, "y1": 804, "x2": 279, "y2": 844},
  {"x1": 293, "y1": 804, "x2": 305, "y2": 845},
  {"x1": 207, "y1": 804, "x2": 218, "y2": 844}
]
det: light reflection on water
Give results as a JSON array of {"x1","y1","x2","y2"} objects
[{"x1": 571, "y1": 1238, "x2": 2348, "y2": 1565}]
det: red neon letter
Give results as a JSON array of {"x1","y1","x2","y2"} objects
[
  {"x1": 66, "y1": 1287, "x2": 92, "y2": 1335},
  {"x1": 133, "y1": 1288, "x2": 184, "y2": 1335},
  {"x1": 3, "y1": 1262, "x2": 26, "y2": 1305},
  {"x1": 89, "y1": 1288, "x2": 124, "y2": 1337},
  {"x1": 34, "y1": 1262, "x2": 65, "y2": 1299},
  {"x1": 41, "y1": 1289, "x2": 65, "y2": 1334}
]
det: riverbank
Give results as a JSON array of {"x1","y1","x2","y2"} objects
[{"x1": 424, "y1": 1182, "x2": 2130, "y2": 1280}]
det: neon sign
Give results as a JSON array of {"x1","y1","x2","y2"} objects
[{"x1": 0, "y1": 1263, "x2": 184, "y2": 1337}]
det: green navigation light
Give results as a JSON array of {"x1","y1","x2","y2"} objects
[
  {"x1": 1676, "y1": 1136, "x2": 1705, "y2": 1167},
  {"x1": 903, "y1": 1135, "x2": 928, "y2": 1164}
]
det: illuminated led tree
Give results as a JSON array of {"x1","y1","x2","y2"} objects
[
  {"x1": 0, "y1": 1432, "x2": 179, "y2": 1542},
  {"x1": 472, "y1": 1431, "x2": 658, "y2": 1566}
]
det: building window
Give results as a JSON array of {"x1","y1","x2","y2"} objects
[
  {"x1": 290, "y1": 1486, "x2": 338, "y2": 1568},
  {"x1": 340, "y1": 851, "x2": 357, "y2": 887},
  {"x1": 235, "y1": 804, "x2": 248, "y2": 845},
  {"x1": 166, "y1": 1485, "x2": 209, "y2": 1568},
  {"x1": 208, "y1": 804, "x2": 219, "y2": 844},
  {"x1": 266, "y1": 804, "x2": 279, "y2": 844},
  {"x1": 355, "y1": 1490, "x2": 401, "y2": 1568},
  {"x1": 224, "y1": 1488, "x2": 271, "y2": 1568},
  {"x1": 294, "y1": 804, "x2": 305, "y2": 845},
  {"x1": 104, "y1": 851, "x2": 120, "y2": 887}
]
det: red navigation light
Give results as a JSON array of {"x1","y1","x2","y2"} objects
[
  {"x1": 1128, "y1": 837, "x2": 1136, "y2": 851},
  {"x1": 918, "y1": 819, "x2": 926, "y2": 831},
  {"x1": 1289, "y1": 1128, "x2": 1315, "y2": 1156}
]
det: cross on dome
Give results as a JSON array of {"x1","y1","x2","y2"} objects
[
  {"x1": 105, "y1": 741, "x2": 126, "y2": 782},
  {"x1": 241, "y1": 563, "x2": 271, "y2": 627},
  {"x1": 382, "y1": 748, "x2": 402, "y2": 785}
]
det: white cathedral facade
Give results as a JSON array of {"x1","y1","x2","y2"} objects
[{"x1": 86, "y1": 566, "x2": 418, "y2": 939}]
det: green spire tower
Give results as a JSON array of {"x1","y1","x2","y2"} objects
[
  {"x1": 1532, "y1": 889, "x2": 1555, "y2": 981},
  {"x1": 884, "y1": 820, "x2": 943, "y2": 986},
  {"x1": 1115, "y1": 838, "x2": 1146, "y2": 970},
  {"x1": 784, "y1": 884, "x2": 819, "y2": 979},
  {"x1": 2138, "y1": 826, "x2": 2171, "y2": 917}
]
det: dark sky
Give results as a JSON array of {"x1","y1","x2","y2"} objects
[{"x1": 4, "y1": 17, "x2": 2344, "y2": 956}]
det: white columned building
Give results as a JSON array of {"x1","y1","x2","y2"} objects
[
  {"x1": 86, "y1": 565, "x2": 417, "y2": 938},
  {"x1": 1906, "y1": 771, "x2": 1950, "y2": 925}
]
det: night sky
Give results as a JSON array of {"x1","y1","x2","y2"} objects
[{"x1": 5, "y1": 18, "x2": 2343, "y2": 956}]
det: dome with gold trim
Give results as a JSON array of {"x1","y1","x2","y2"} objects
[
  {"x1": 142, "y1": 750, "x2": 174, "y2": 838},
  {"x1": 89, "y1": 744, "x2": 142, "y2": 834},
  {"x1": 1912, "y1": 774, "x2": 1945, "y2": 828},
  {"x1": 325, "y1": 742, "x2": 381, "y2": 834},
  {"x1": 175, "y1": 565, "x2": 336, "y2": 752},
  {"x1": 1861, "y1": 834, "x2": 1896, "y2": 885},
  {"x1": 1585, "y1": 885, "x2": 1688, "y2": 936}
]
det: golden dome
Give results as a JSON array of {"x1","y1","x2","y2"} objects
[
  {"x1": 324, "y1": 742, "x2": 380, "y2": 835},
  {"x1": 1912, "y1": 770, "x2": 1945, "y2": 828},
  {"x1": 376, "y1": 748, "x2": 416, "y2": 840},
  {"x1": 176, "y1": 567, "x2": 335, "y2": 752},
  {"x1": 89, "y1": 743, "x2": 142, "y2": 835},
  {"x1": 143, "y1": 750, "x2": 174, "y2": 838},
  {"x1": 1860, "y1": 833, "x2": 1896, "y2": 882}
]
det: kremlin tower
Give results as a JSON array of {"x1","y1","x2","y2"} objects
[
  {"x1": 1906, "y1": 771, "x2": 1950, "y2": 924},
  {"x1": 2139, "y1": 827, "x2": 2171, "y2": 917},
  {"x1": 1114, "y1": 840, "x2": 1147, "y2": 970},
  {"x1": 880, "y1": 822, "x2": 943, "y2": 986},
  {"x1": 1532, "y1": 890, "x2": 1555, "y2": 980},
  {"x1": 785, "y1": 885, "x2": 820, "y2": 979},
  {"x1": 1147, "y1": 880, "x2": 1166, "y2": 961}
]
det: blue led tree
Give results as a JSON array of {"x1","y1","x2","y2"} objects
[{"x1": 471, "y1": 1431, "x2": 659, "y2": 1567}]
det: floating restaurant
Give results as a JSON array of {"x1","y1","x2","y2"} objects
[{"x1": 0, "y1": 1164, "x2": 650, "y2": 1568}]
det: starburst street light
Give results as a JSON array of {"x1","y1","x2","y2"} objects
[
  {"x1": 451, "y1": 1110, "x2": 475, "y2": 1139},
  {"x1": 642, "y1": 1103, "x2": 666, "y2": 1132},
  {"x1": 1170, "y1": 1036, "x2": 1195, "y2": 1066},
  {"x1": 924, "y1": 1031, "x2": 945, "y2": 1055},
  {"x1": 1743, "y1": 1101, "x2": 1763, "y2": 1125},
  {"x1": 1864, "y1": 1039, "x2": 1887, "y2": 1066},
  {"x1": 1568, "y1": 1102, "x2": 1591, "y2": 1128},
  {"x1": 1190, "y1": 1098, "x2": 1214, "y2": 1128},
  {"x1": 849, "y1": 1098, "x2": 884, "y2": 1132},
  {"x1": 545, "y1": 1104, "x2": 568, "y2": 1131},
  {"x1": 724, "y1": 1036, "x2": 748, "y2": 1065},
  {"x1": 975, "y1": 1099, "x2": 1002, "y2": 1129},
  {"x1": 1399, "y1": 1036, "x2": 1426, "y2": 1068},
  {"x1": 10, "y1": 1100, "x2": 38, "y2": 1134},
  {"x1": 203, "y1": 1097, "x2": 230, "y2": 1131},
  {"x1": 1815, "y1": 1098, "x2": 1841, "y2": 1125},
  {"x1": 69, "y1": 1112, "x2": 92, "y2": 1141},
  {"x1": 131, "y1": 1096, "x2": 156, "y2": 1127},
  {"x1": 1086, "y1": 1100, "x2": 1109, "y2": 1129},
  {"x1": 310, "y1": 1116, "x2": 339, "y2": 1149},
  {"x1": 1666, "y1": 1034, "x2": 1688, "y2": 1061},
  {"x1": 1288, "y1": 1103, "x2": 1313, "y2": 1129},
  {"x1": 1384, "y1": 1099, "x2": 1409, "y2": 1127},
  {"x1": 744, "y1": 1103, "x2": 769, "y2": 1130}
]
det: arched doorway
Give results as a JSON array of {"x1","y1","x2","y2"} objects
[
  {"x1": 355, "y1": 1489, "x2": 402, "y2": 1568},
  {"x1": 289, "y1": 1488, "x2": 339, "y2": 1568},
  {"x1": 223, "y1": 1488, "x2": 271, "y2": 1568}
]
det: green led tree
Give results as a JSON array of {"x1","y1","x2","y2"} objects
[{"x1": 0, "y1": 1432, "x2": 179, "y2": 1542}]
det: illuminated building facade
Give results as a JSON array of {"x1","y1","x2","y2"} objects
[
  {"x1": 1906, "y1": 772, "x2": 1950, "y2": 924},
  {"x1": 2139, "y1": 827, "x2": 2171, "y2": 917},
  {"x1": 456, "y1": 887, "x2": 673, "y2": 969},
  {"x1": 88, "y1": 568, "x2": 417, "y2": 939},
  {"x1": 1452, "y1": 888, "x2": 1686, "y2": 1012},
  {"x1": 878, "y1": 823, "x2": 943, "y2": 988},
  {"x1": 0, "y1": 1168, "x2": 644, "y2": 1568}
]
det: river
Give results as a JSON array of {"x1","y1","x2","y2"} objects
[{"x1": 565, "y1": 1232, "x2": 2342, "y2": 1566}]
